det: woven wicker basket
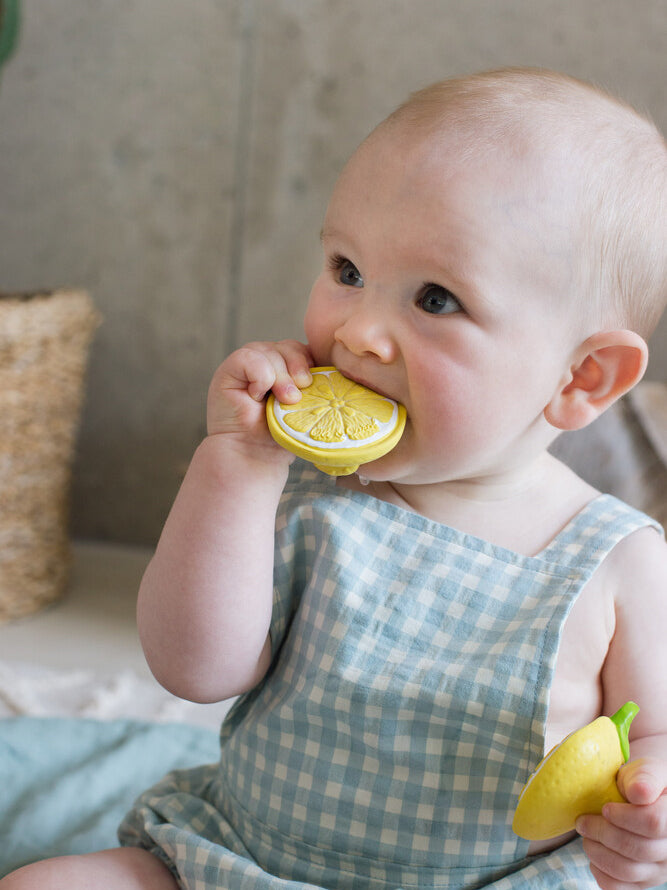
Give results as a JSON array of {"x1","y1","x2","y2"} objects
[{"x1": 0, "y1": 288, "x2": 100, "y2": 623}]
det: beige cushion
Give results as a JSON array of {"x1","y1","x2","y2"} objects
[{"x1": 550, "y1": 382, "x2": 667, "y2": 527}]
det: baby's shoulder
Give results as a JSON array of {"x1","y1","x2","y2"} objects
[
  {"x1": 594, "y1": 524, "x2": 667, "y2": 737},
  {"x1": 600, "y1": 522, "x2": 666, "y2": 601}
]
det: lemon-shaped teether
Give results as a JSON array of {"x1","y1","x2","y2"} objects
[
  {"x1": 266, "y1": 367, "x2": 406, "y2": 476},
  {"x1": 512, "y1": 701, "x2": 639, "y2": 840}
]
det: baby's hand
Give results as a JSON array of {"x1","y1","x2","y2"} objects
[
  {"x1": 576, "y1": 757, "x2": 667, "y2": 889},
  {"x1": 207, "y1": 340, "x2": 313, "y2": 443}
]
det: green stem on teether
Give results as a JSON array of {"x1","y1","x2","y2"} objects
[{"x1": 611, "y1": 701, "x2": 639, "y2": 762}]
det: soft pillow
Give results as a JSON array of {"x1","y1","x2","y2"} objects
[{"x1": 550, "y1": 382, "x2": 667, "y2": 527}]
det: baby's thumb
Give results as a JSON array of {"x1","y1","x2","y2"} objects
[{"x1": 617, "y1": 757, "x2": 667, "y2": 806}]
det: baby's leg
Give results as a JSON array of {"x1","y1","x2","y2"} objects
[{"x1": 0, "y1": 847, "x2": 179, "y2": 890}]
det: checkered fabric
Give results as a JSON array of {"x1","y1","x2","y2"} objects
[{"x1": 119, "y1": 462, "x2": 663, "y2": 889}]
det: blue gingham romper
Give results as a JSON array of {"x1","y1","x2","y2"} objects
[{"x1": 119, "y1": 461, "x2": 664, "y2": 889}]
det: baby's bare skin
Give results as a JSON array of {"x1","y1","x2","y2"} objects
[{"x1": 0, "y1": 848, "x2": 179, "y2": 890}]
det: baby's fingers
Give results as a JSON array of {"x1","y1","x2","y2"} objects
[
  {"x1": 617, "y1": 758, "x2": 667, "y2": 809},
  {"x1": 216, "y1": 341, "x2": 310, "y2": 401},
  {"x1": 207, "y1": 341, "x2": 313, "y2": 436},
  {"x1": 577, "y1": 797, "x2": 667, "y2": 889},
  {"x1": 588, "y1": 858, "x2": 662, "y2": 890},
  {"x1": 238, "y1": 340, "x2": 312, "y2": 403},
  {"x1": 581, "y1": 828, "x2": 667, "y2": 889},
  {"x1": 603, "y1": 798, "x2": 667, "y2": 841}
]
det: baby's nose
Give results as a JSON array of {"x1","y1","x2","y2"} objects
[{"x1": 334, "y1": 302, "x2": 397, "y2": 362}]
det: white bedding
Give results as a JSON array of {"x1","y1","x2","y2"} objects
[{"x1": 0, "y1": 659, "x2": 231, "y2": 728}]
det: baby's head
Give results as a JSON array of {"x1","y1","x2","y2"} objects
[
  {"x1": 371, "y1": 67, "x2": 666, "y2": 341},
  {"x1": 306, "y1": 69, "x2": 665, "y2": 481}
]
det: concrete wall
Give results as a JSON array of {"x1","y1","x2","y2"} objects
[{"x1": 0, "y1": 0, "x2": 665, "y2": 545}]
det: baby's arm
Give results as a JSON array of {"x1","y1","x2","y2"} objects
[
  {"x1": 576, "y1": 527, "x2": 667, "y2": 890},
  {"x1": 136, "y1": 340, "x2": 313, "y2": 704}
]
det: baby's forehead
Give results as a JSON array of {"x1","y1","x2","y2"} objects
[
  {"x1": 374, "y1": 76, "x2": 659, "y2": 204},
  {"x1": 332, "y1": 117, "x2": 583, "y2": 272},
  {"x1": 356, "y1": 108, "x2": 582, "y2": 208},
  {"x1": 385, "y1": 98, "x2": 574, "y2": 164},
  {"x1": 334, "y1": 73, "x2": 666, "y2": 337}
]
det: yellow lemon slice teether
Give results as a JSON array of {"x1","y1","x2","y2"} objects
[
  {"x1": 266, "y1": 367, "x2": 406, "y2": 476},
  {"x1": 512, "y1": 701, "x2": 638, "y2": 840}
]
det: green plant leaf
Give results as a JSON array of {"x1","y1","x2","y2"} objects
[{"x1": 0, "y1": 0, "x2": 21, "y2": 69}]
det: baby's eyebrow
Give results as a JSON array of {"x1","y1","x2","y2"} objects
[{"x1": 320, "y1": 226, "x2": 344, "y2": 243}]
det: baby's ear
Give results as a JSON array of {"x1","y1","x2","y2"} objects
[{"x1": 544, "y1": 330, "x2": 648, "y2": 431}]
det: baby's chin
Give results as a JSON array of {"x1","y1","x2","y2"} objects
[
  {"x1": 352, "y1": 456, "x2": 429, "y2": 488},
  {"x1": 353, "y1": 444, "x2": 408, "y2": 483},
  {"x1": 353, "y1": 454, "x2": 469, "y2": 489}
]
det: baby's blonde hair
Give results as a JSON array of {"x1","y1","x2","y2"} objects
[{"x1": 386, "y1": 68, "x2": 667, "y2": 339}]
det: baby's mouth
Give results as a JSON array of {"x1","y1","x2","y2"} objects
[{"x1": 336, "y1": 367, "x2": 395, "y2": 402}]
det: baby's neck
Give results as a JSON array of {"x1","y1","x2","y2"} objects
[{"x1": 345, "y1": 453, "x2": 598, "y2": 556}]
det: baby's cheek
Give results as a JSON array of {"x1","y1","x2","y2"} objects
[{"x1": 303, "y1": 303, "x2": 331, "y2": 361}]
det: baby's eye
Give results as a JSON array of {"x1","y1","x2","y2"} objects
[
  {"x1": 417, "y1": 284, "x2": 462, "y2": 315},
  {"x1": 329, "y1": 255, "x2": 364, "y2": 288}
]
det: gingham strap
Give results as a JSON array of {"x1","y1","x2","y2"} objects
[{"x1": 539, "y1": 492, "x2": 662, "y2": 576}]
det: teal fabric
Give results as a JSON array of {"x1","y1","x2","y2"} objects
[
  {"x1": 119, "y1": 462, "x2": 663, "y2": 889},
  {"x1": 0, "y1": 716, "x2": 219, "y2": 877}
]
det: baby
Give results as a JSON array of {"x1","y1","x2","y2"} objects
[{"x1": 3, "y1": 68, "x2": 666, "y2": 890}]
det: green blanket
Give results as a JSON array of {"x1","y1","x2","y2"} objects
[{"x1": 0, "y1": 716, "x2": 219, "y2": 876}]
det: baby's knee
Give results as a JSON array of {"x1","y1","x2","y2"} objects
[
  {"x1": 0, "y1": 855, "x2": 81, "y2": 889},
  {"x1": 0, "y1": 847, "x2": 178, "y2": 889}
]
